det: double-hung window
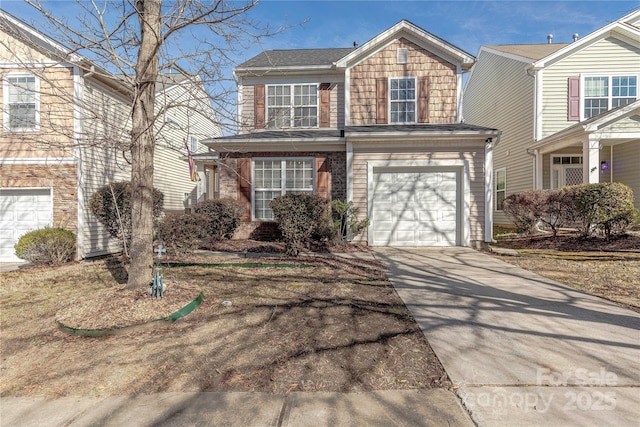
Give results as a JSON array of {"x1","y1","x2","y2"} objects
[
  {"x1": 389, "y1": 77, "x2": 416, "y2": 123},
  {"x1": 583, "y1": 75, "x2": 637, "y2": 119},
  {"x1": 266, "y1": 84, "x2": 318, "y2": 128},
  {"x1": 3, "y1": 74, "x2": 39, "y2": 131},
  {"x1": 253, "y1": 158, "x2": 314, "y2": 220}
]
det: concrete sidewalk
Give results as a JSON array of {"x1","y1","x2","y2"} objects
[
  {"x1": 1, "y1": 390, "x2": 473, "y2": 426},
  {"x1": 375, "y1": 247, "x2": 640, "y2": 427}
]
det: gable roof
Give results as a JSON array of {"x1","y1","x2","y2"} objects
[
  {"x1": 235, "y1": 19, "x2": 475, "y2": 74},
  {"x1": 485, "y1": 44, "x2": 569, "y2": 61}
]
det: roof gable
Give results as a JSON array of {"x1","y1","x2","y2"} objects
[{"x1": 335, "y1": 20, "x2": 475, "y2": 71}]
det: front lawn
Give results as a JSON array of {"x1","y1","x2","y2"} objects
[
  {"x1": 490, "y1": 231, "x2": 640, "y2": 312},
  {"x1": 0, "y1": 255, "x2": 449, "y2": 397}
]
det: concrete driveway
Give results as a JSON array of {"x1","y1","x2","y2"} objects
[{"x1": 374, "y1": 247, "x2": 640, "y2": 427}]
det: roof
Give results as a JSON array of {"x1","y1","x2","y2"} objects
[
  {"x1": 486, "y1": 43, "x2": 569, "y2": 61},
  {"x1": 237, "y1": 48, "x2": 356, "y2": 68},
  {"x1": 345, "y1": 123, "x2": 498, "y2": 134}
]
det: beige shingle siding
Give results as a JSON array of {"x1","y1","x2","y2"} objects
[
  {"x1": 349, "y1": 38, "x2": 458, "y2": 125},
  {"x1": 613, "y1": 141, "x2": 640, "y2": 211},
  {"x1": 351, "y1": 145, "x2": 486, "y2": 244},
  {"x1": 463, "y1": 50, "x2": 535, "y2": 225},
  {"x1": 541, "y1": 37, "x2": 640, "y2": 138},
  {"x1": 239, "y1": 84, "x2": 255, "y2": 134}
]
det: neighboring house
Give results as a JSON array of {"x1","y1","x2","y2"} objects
[
  {"x1": 202, "y1": 20, "x2": 499, "y2": 248},
  {"x1": 463, "y1": 9, "x2": 640, "y2": 225},
  {"x1": 0, "y1": 10, "x2": 220, "y2": 262}
]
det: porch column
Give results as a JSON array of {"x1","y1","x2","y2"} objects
[
  {"x1": 583, "y1": 135, "x2": 600, "y2": 184},
  {"x1": 534, "y1": 149, "x2": 543, "y2": 189}
]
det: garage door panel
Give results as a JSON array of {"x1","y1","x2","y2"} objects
[{"x1": 372, "y1": 168, "x2": 460, "y2": 247}]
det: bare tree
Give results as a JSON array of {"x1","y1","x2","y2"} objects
[{"x1": 5, "y1": 0, "x2": 278, "y2": 289}]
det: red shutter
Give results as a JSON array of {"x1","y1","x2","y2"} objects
[
  {"x1": 418, "y1": 77, "x2": 430, "y2": 123},
  {"x1": 319, "y1": 83, "x2": 331, "y2": 128},
  {"x1": 376, "y1": 78, "x2": 388, "y2": 124},
  {"x1": 316, "y1": 157, "x2": 330, "y2": 200},
  {"x1": 254, "y1": 84, "x2": 265, "y2": 128},
  {"x1": 237, "y1": 158, "x2": 252, "y2": 221},
  {"x1": 567, "y1": 77, "x2": 580, "y2": 121}
]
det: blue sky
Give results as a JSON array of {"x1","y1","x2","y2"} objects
[{"x1": 3, "y1": 0, "x2": 639, "y2": 64}]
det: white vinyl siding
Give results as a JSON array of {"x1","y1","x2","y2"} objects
[
  {"x1": 463, "y1": 49, "x2": 535, "y2": 225},
  {"x1": 541, "y1": 36, "x2": 640, "y2": 137},
  {"x1": 612, "y1": 141, "x2": 640, "y2": 212}
]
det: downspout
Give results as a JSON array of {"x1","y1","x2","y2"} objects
[{"x1": 73, "y1": 66, "x2": 85, "y2": 259}]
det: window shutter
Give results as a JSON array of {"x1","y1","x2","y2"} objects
[
  {"x1": 237, "y1": 158, "x2": 252, "y2": 221},
  {"x1": 319, "y1": 83, "x2": 331, "y2": 128},
  {"x1": 418, "y1": 77, "x2": 430, "y2": 123},
  {"x1": 376, "y1": 78, "x2": 388, "y2": 124},
  {"x1": 567, "y1": 77, "x2": 580, "y2": 121},
  {"x1": 316, "y1": 157, "x2": 330, "y2": 200},
  {"x1": 254, "y1": 84, "x2": 265, "y2": 128}
]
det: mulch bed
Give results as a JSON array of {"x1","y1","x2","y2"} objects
[{"x1": 494, "y1": 231, "x2": 640, "y2": 252}]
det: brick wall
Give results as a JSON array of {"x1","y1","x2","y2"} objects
[
  {"x1": 0, "y1": 163, "x2": 78, "y2": 233},
  {"x1": 217, "y1": 151, "x2": 346, "y2": 239}
]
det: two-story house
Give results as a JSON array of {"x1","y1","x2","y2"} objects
[
  {"x1": 463, "y1": 9, "x2": 640, "y2": 225},
  {"x1": 0, "y1": 10, "x2": 220, "y2": 262},
  {"x1": 203, "y1": 20, "x2": 499, "y2": 248}
]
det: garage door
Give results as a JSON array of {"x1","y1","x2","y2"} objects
[
  {"x1": 371, "y1": 168, "x2": 460, "y2": 246},
  {"x1": 0, "y1": 189, "x2": 53, "y2": 262}
]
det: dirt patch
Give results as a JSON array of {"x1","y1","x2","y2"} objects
[{"x1": 0, "y1": 254, "x2": 449, "y2": 397}]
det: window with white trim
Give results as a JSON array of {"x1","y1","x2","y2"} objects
[
  {"x1": 3, "y1": 73, "x2": 39, "y2": 131},
  {"x1": 253, "y1": 158, "x2": 315, "y2": 220},
  {"x1": 266, "y1": 84, "x2": 318, "y2": 128},
  {"x1": 583, "y1": 74, "x2": 638, "y2": 119},
  {"x1": 389, "y1": 77, "x2": 416, "y2": 123},
  {"x1": 495, "y1": 168, "x2": 506, "y2": 211},
  {"x1": 189, "y1": 135, "x2": 198, "y2": 152}
]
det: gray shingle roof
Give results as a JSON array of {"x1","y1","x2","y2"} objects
[
  {"x1": 486, "y1": 43, "x2": 570, "y2": 61},
  {"x1": 238, "y1": 48, "x2": 356, "y2": 68}
]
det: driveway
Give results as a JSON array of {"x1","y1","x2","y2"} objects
[{"x1": 374, "y1": 247, "x2": 640, "y2": 427}]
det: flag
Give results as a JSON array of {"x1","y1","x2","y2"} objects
[{"x1": 185, "y1": 140, "x2": 198, "y2": 182}]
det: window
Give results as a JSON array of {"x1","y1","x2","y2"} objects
[
  {"x1": 266, "y1": 84, "x2": 318, "y2": 128},
  {"x1": 3, "y1": 74, "x2": 39, "y2": 131},
  {"x1": 495, "y1": 168, "x2": 506, "y2": 211},
  {"x1": 389, "y1": 77, "x2": 416, "y2": 123},
  {"x1": 253, "y1": 158, "x2": 314, "y2": 220},
  {"x1": 189, "y1": 135, "x2": 198, "y2": 152},
  {"x1": 583, "y1": 75, "x2": 637, "y2": 119}
]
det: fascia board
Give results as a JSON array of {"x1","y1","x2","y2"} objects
[{"x1": 346, "y1": 130, "x2": 498, "y2": 141}]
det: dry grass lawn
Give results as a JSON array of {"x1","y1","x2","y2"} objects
[{"x1": 0, "y1": 255, "x2": 449, "y2": 398}]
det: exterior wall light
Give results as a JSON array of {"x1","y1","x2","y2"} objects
[{"x1": 600, "y1": 160, "x2": 609, "y2": 171}]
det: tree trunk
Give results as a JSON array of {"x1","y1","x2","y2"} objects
[{"x1": 127, "y1": 0, "x2": 161, "y2": 289}]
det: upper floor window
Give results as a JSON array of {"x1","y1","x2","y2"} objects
[
  {"x1": 583, "y1": 75, "x2": 637, "y2": 119},
  {"x1": 389, "y1": 77, "x2": 416, "y2": 123},
  {"x1": 189, "y1": 135, "x2": 198, "y2": 152},
  {"x1": 266, "y1": 84, "x2": 318, "y2": 128},
  {"x1": 3, "y1": 74, "x2": 39, "y2": 131}
]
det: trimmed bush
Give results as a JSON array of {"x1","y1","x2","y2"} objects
[
  {"x1": 331, "y1": 200, "x2": 369, "y2": 242},
  {"x1": 193, "y1": 198, "x2": 245, "y2": 241},
  {"x1": 569, "y1": 183, "x2": 638, "y2": 239},
  {"x1": 537, "y1": 188, "x2": 576, "y2": 238},
  {"x1": 502, "y1": 190, "x2": 547, "y2": 234},
  {"x1": 270, "y1": 193, "x2": 332, "y2": 256},
  {"x1": 14, "y1": 227, "x2": 76, "y2": 265},
  {"x1": 89, "y1": 181, "x2": 164, "y2": 248},
  {"x1": 157, "y1": 213, "x2": 209, "y2": 254}
]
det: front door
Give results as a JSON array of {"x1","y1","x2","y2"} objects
[{"x1": 551, "y1": 155, "x2": 583, "y2": 189}]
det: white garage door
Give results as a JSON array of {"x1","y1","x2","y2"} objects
[
  {"x1": 371, "y1": 168, "x2": 460, "y2": 246},
  {"x1": 0, "y1": 189, "x2": 53, "y2": 262}
]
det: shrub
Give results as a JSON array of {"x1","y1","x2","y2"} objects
[
  {"x1": 14, "y1": 227, "x2": 76, "y2": 265},
  {"x1": 270, "y1": 193, "x2": 332, "y2": 256},
  {"x1": 502, "y1": 190, "x2": 547, "y2": 234},
  {"x1": 157, "y1": 213, "x2": 209, "y2": 254},
  {"x1": 331, "y1": 200, "x2": 369, "y2": 242},
  {"x1": 193, "y1": 198, "x2": 245, "y2": 241},
  {"x1": 89, "y1": 181, "x2": 164, "y2": 250},
  {"x1": 570, "y1": 183, "x2": 638, "y2": 239},
  {"x1": 537, "y1": 188, "x2": 576, "y2": 238}
]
